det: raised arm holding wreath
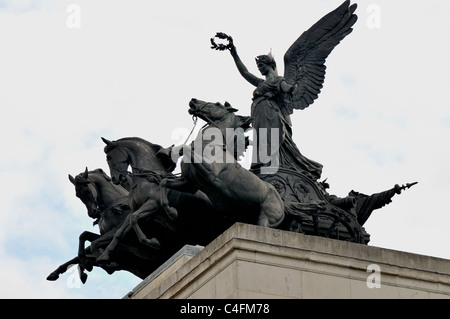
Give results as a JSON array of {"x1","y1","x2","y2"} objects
[{"x1": 211, "y1": 0, "x2": 358, "y2": 180}]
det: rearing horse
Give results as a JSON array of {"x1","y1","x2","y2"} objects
[
  {"x1": 98, "y1": 137, "x2": 218, "y2": 264},
  {"x1": 101, "y1": 138, "x2": 174, "y2": 252},
  {"x1": 69, "y1": 168, "x2": 129, "y2": 268},
  {"x1": 47, "y1": 168, "x2": 129, "y2": 283},
  {"x1": 159, "y1": 98, "x2": 285, "y2": 228}
]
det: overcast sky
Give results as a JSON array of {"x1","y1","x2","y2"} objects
[{"x1": 1, "y1": 0, "x2": 449, "y2": 298}]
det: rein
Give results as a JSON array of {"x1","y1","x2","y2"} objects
[
  {"x1": 184, "y1": 103, "x2": 218, "y2": 143},
  {"x1": 184, "y1": 116, "x2": 199, "y2": 145},
  {"x1": 193, "y1": 102, "x2": 221, "y2": 130},
  {"x1": 109, "y1": 145, "x2": 176, "y2": 187},
  {"x1": 192, "y1": 103, "x2": 235, "y2": 148},
  {"x1": 89, "y1": 179, "x2": 129, "y2": 226},
  {"x1": 131, "y1": 167, "x2": 174, "y2": 184}
]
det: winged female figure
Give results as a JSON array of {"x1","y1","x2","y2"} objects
[{"x1": 212, "y1": 1, "x2": 358, "y2": 180}]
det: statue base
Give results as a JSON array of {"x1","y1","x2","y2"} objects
[{"x1": 125, "y1": 223, "x2": 450, "y2": 299}]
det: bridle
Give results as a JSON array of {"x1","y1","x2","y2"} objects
[
  {"x1": 190, "y1": 102, "x2": 228, "y2": 132},
  {"x1": 107, "y1": 146, "x2": 133, "y2": 178},
  {"x1": 107, "y1": 144, "x2": 174, "y2": 186},
  {"x1": 79, "y1": 176, "x2": 129, "y2": 226}
]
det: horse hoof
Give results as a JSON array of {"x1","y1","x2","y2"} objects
[
  {"x1": 46, "y1": 273, "x2": 59, "y2": 281},
  {"x1": 143, "y1": 238, "x2": 161, "y2": 250},
  {"x1": 104, "y1": 262, "x2": 120, "y2": 275},
  {"x1": 167, "y1": 207, "x2": 178, "y2": 220},
  {"x1": 80, "y1": 273, "x2": 88, "y2": 284}
]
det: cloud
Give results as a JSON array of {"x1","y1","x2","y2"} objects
[
  {"x1": 0, "y1": 247, "x2": 141, "y2": 298},
  {"x1": 354, "y1": 141, "x2": 405, "y2": 167},
  {"x1": 0, "y1": 0, "x2": 53, "y2": 14},
  {"x1": 332, "y1": 104, "x2": 360, "y2": 121},
  {"x1": 442, "y1": 117, "x2": 450, "y2": 129}
]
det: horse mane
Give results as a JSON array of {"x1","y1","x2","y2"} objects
[
  {"x1": 74, "y1": 168, "x2": 112, "y2": 185},
  {"x1": 106, "y1": 137, "x2": 176, "y2": 173},
  {"x1": 227, "y1": 114, "x2": 253, "y2": 160},
  {"x1": 220, "y1": 101, "x2": 253, "y2": 131},
  {"x1": 91, "y1": 168, "x2": 112, "y2": 183}
]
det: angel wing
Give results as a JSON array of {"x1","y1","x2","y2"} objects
[{"x1": 282, "y1": 0, "x2": 358, "y2": 116}]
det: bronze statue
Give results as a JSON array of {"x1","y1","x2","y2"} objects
[
  {"x1": 159, "y1": 98, "x2": 285, "y2": 228},
  {"x1": 211, "y1": 0, "x2": 358, "y2": 180},
  {"x1": 47, "y1": 1, "x2": 419, "y2": 284}
]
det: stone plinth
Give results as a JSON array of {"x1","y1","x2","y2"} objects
[{"x1": 125, "y1": 223, "x2": 450, "y2": 299}]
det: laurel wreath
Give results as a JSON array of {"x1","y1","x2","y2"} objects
[{"x1": 210, "y1": 32, "x2": 233, "y2": 51}]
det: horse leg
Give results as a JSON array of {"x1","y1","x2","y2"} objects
[
  {"x1": 78, "y1": 231, "x2": 101, "y2": 271},
  {"x1": 47, "y1": 257, "x2": 79, "y2": 281},
  {"x1": 160, "y1": 176, "x2": 196, "y2": 220},
  {"x1": 129, "y1": 200, "x2": 161, "y2": 249},
  {"x1": 89, "y1": 230, "x2": 114, "y2": 258},
  {"x1": 89, "y1": 230, "x2": 121, "y2": 273},
  {"x1": 46, "y1": 256, "x2": 88, "y2": 284},
  {"x1": 97, "y1": 214, "x2": 133, "y2": 264},
  {"x1": 257, "y1": 187, "x2": 285, "y2": 228},
  {"x1": 77, "y1": 263, "x2": 89, "y2": 284}
]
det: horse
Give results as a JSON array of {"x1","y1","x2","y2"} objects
[
  {"x1": 159, "y1": 98, "x2": 285, "y2": 228},
  {"x1": 70, "y1": 168, "x2": 130, "y2": 267},
  {"x1": 47, "y1": 168, "x2": 128, "y2": 283},
  {"x1": 47, "y1": 168, "x2": 163, "y2": 283},
  {"x1": 98, "y1": 137, "x2": 222, "y2": 264}
]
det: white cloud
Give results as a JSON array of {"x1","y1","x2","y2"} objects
[{"x1": 0, "y1": 0, "x2": 53, "y2": 14}]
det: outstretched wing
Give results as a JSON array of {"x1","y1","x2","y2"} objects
[{"x1": 282, "y1": 0, "x2": 357, "y2": 116}]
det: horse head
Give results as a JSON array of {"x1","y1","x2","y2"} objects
[
  {"x1": 102, "y1": 137, "x2": 132, "y2": 188},
  {"x1": 188, "y1": 98, "x2": 238, "y2": 123},
  {"x1": 69, "y1": 167, "x2": 101, "y2": 220},
  {"x1": 189, "y1": 98, "x2": 252, "y2": 160},
  {"x1": 102, "y1": 137, "x2": 176, "y2": 187},
  {"x1": 189, "y1": 98, "x2": 252, "y2": 130}
]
